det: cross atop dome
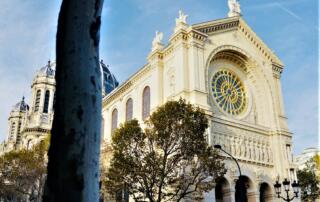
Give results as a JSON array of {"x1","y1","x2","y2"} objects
[{"x1": 228, "y1": 0, "x2": 241, "y2": 17}]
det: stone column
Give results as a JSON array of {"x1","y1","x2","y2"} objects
[{"x1": 247, "y1": 191, "x2": 259, "y2": 202}]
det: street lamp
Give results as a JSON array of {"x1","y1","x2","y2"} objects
[
  {"x1": 273, "y1": 178, "x2": 300, "y2": 202},
  {"x1": 214, "y1": 144, "x2": 247, "y2": 202}
]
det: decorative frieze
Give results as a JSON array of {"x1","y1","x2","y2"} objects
[
  {"x1": 211, "y1": 121, "x2": 273, "y2": 166},
  {"x1": 194, "y1": 19, "x2": 239, "y2": 34}
]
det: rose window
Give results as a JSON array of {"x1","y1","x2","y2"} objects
[{"x1": 211, "y1": 69, "x2": 247, "y2": 115}]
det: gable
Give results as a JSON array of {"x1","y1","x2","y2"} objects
[{"x1": 192, "y1": 16, "x2": 284, "y2": 67}]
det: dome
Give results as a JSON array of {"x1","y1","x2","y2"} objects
[
  {"x1": 12, "y1": 96, "x2": 29, "y2": 112},
  {"x1": 100, "y1": 60, "x2": 119, "y2": 95},
  {"x1": 37, "y1": 60, "x2": 55, "y2": 77}
]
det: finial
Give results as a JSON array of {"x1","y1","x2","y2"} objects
[
  {"x1": 100, "y1": 59, "x2": 104, "y2": 64},
  {"x1": 22, "y1": 96, "x2": 25, "y2": 102},
  {"x1": 228, "y1": 0, "x2": 241, "y2": 17}
]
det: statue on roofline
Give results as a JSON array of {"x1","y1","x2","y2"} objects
[
  {"x1": 228, "y1": 0, "x2": 241, "y2": 17},
  {"x1": 152, "y1": 30, "x2": 164, "y2": 51},
  {"x1": 176, "y1": 10, "x2": 188, "y2": 25}
]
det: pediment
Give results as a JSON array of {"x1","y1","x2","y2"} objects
[{"x1": 192, "y1": 17, "x2": 284, "y2": 67}]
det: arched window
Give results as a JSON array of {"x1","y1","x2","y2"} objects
[
  {"x1": 43, "y1": 90, "x2": 50, "y2": 113},
  {"x1": 126, "y1": 98, "x2": 133, "y2": 121},
  {"x1": 111, "y1": 109, "x2": 118, "y2": 133},
  {"x1": 27, "y1": 139, "x2": 32, "y2": 150},
  {"x1": 142, "y1": 86, "x2": 150, "y2": 120},
  {"x1": 34, "y1": 90, "x2": 41, "y2": 112}
]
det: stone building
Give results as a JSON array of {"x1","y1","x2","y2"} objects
[
  {"x1": 100, "y1": 6, "x2": 297, "y2": 202},
  {"x1": 0, "y1": 60, "x2": 119, "y2": 154}
]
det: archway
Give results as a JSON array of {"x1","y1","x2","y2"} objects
[
  {"x1": 215, "y1": 177, "x2": 232, "y2": 202},
  {"x1": 259, "y1": 182, "x2": 273, "y2": 202},
  {"x1": 235, "y1": 176, "x2": 255, "y2": 202},
  {"x1": 204, "y1": 177, "x2": 231, "y2": 202}
]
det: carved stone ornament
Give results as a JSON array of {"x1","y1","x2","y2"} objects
[
  {"x1": 152, "y1": 30, "x2": 164, "y2": 51},
  {"x1": 176, "y1": 10, "x2": 188, "y2": 25},
  {"x1": 174, "y1": 10, "x2": 189, "y2": 33},
  {"x1": 228, "y1": 0, "x2": 241, "y2": 17}
]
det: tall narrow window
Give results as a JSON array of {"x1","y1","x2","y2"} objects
[
  {"x1": 142, "y1": 86, "x2": 150, "y2": 120},
  {"x1": 27, "y1": 139, "x2": 32, "y2": 150},
  {"x1": 126, "y1": 98, "x2": 133, "y2": 121},
  {"x1": 43, "y1": 90, "x2": 50, "y2": 113},
  {"x1": 17, "y1": 122, "x2": 21, "y2": 134},
  {"x1": 10, "y1": 122, "x2": 16, "y2": 135},
  {"x1": 34, "y1": 90, "x2": 41, "y2": 112},
  {"x1": 111, "y1": 109, "x2": 118, "y2": 133}
]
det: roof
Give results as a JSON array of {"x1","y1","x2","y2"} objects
[
  {"x1": 12, "y1": 96, "x2": 29, "y2": 112},
  {"x1": 100, "y1": 60, "x2": 119, "y2": 95},
  {"x1": 37, "y1": 60, "x2": 55, "y2": 77}
]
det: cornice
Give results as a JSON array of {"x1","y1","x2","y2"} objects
[
  {"x1": 187, "y1": 29, "x2": 208, "y2": 42},
  {"x1": 169, "y1": 30, "x2": 189, "y2": 44},
  {"x1": 103, "y1": 81, "x2": 133, "y2": 107},
  {"x1": 213, "y1": 115, "x2": 270, "y2": 136},
  {"x1": 272, "y1": 63, "x2": 284, "y2": 79},
  {"x1": 192, "y1": 17, "x2": 284, "y2": 68},
  {"x1": 103, "y1": 65, "x2": 151, "y2": 107},
  {"x1": 238, "y1": 18, "x2": 284, "y2": 67},
  {"x1": 192, "y1": 16, "x2": 240, "y2": 35}
]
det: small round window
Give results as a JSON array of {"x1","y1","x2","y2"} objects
[{"x1": 211, "y1": 69, "x2": 247, "y2": 116}]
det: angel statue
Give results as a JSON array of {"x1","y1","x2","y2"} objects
[
  {"x1": 176, "y1": 10, "x2": 188, "y2": 25},
  {"x1": 152, "y1": 31, "x2": 163, "y2": 51},
  {"x1": 228, "y1": 0, "x2": 241, "y2": 17}
]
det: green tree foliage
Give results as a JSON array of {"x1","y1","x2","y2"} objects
[
  {"x1": 103, "y1": 99, "x2": 226, "y2": 202},
  {"x1": 297, "y1": 155, "x2": 320, "y2": 201},
  {"x1": 0, "y1": 137, "x2": 49, "y2": 201}
]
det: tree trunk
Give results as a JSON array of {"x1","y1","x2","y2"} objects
[{"x1": 43, "y1": 0, "x2": 104, "y2": 201}]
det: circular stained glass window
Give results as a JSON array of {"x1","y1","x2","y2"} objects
[{"x1": 211, "y1": 69, "x2": 247, "y2": 116}]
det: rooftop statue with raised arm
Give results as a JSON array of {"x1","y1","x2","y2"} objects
[
  {"x1": 228, "y1": 0, "x2": 241, "y2": 17},
  {"x1": 176, "y1": 10, "x2": 188, "y2": 25},
  {"x1": 151, "y1": 30, "x2": 164, "y2": 51}
]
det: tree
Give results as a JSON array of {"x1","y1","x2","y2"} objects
[
  {"x1": 43, "y1": 0, "x2": 104, "y2": 201},
  {"x1": 103, "y1": 99, "x2": 226, "y2": 202},
  {"x1": 297, "y1": 155, "x2": 320, "y2": 201},
  {"x1": 0, "y1": 137, "x2": 49, "y2": 201}
]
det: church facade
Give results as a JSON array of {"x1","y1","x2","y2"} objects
[
  {"x1": 0, "y1": 3, "x2": 298, "y2": 201},
  {"x1": 101, "y1": 11, "x2": 296, "y2": 202}
]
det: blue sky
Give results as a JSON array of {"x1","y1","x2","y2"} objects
[{"x1": 0, "y1": 0, "x2": 318, "y2": 155}]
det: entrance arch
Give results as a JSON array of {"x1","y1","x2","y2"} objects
[
  {"x1": 259, "y1": 182, "x2": 273, "y2": 202},
  {"x1": 235, "y1": 175, "x2": 255, "y2": 202},
  {"x1": 215, "y1": 177, "x2": 232, "y2": 202},
  {"x1": 204, "y1": 177, "x2": 231, "y2": 202}
]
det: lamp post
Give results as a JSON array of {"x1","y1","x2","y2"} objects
[
  {"x1": 214, "y1": 144, "x2": 247, "y2": 202},
  {"x1": 273, "y1": 178, "x2": 300, "y2": 202}
]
